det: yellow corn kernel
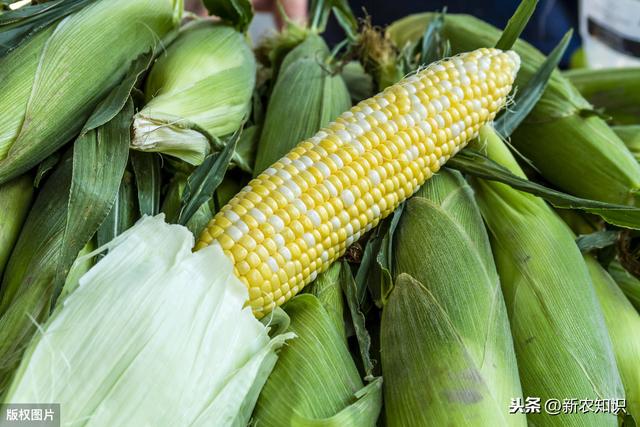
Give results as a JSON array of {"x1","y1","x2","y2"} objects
[{"x1": 197, "y1": 48, "x2": 520, "y2": 317}]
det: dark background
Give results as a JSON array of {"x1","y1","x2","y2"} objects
[{"x1": 325, "y1": 0, "x2": 580, "y2": 65}]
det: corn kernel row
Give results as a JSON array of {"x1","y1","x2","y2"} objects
[{"x1": 196, "y1": 48, "x2": 520, "y2": 316}]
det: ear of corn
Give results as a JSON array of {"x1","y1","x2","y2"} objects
[
  {"x1": 132, "y1": 20, "x2": 256, "y2": 165},
  {"x1": 252, "y1": 35, "x2": 352, "y2": 175},
  {"x1": 196, "y1": 48, "x2": 520, "y2": 317},
  {"x1": 5, "y1": 215, "x2": 293, "y2": 425},
  {"x1": 381, "y1": 273, "x2": 506, "y2": 426},
  {"x1": 608, "y1": 261, "x2": 640, "y2": 312},
  {"x1": 565, "y1": 67, "x2": 640, "y2": 125},
  {"x1": 388, "y1": 13, "x2": 640, "y2": 206},
  {"x1": 0, "y1": 0, "x2": 181, "y2": 184},
  {"x1": 252, "y1": 294, "x2": 381, "y2": 426},
  {"x1": 470, "y1": 125, "x2": 624, "y2": 426},
  {"x1": 0, "y1": 175, "x2": 33, "y2": 277},
  {"x1": 388, "y1": 169, "x2": 524, "y2": 426},
  {"x1": 584, "y1": 255, "x2": 640, "y2": 421}
]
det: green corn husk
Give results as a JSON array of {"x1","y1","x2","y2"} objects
[
  {"x1": 0, "y1": 0, "x2": 181, "y2": 185},
  {"x1": 304, "y1": 262, "x2": 347, "y2": 341},
  {"x1": 252, "y1": 34, "x2": 351, "y2": 175},
  {"x1": 470, "y1": 126, "x2": 624, "y2": 426},
  {"x1": 252, "y1": 294, "x2": 382, "y2": 426},
  {"x1": 387, "y1": 169, "x2": 524, "y2": 427},
  {"x1": 608, "y1": 261, "x2": 640, "y2": 312},
  {"x1": 132, "y1": 20, "x2": 255, "y2": 165},
  {"x1": 58, "y1": 240, "x2": 96, "y2": 303},
  {"x1": 161, "y1": 174, "x2": 215, "y2": 237},
  {"x1": 614, "y1": 125, "x2": 640, "y2": 163},
  {"x1": 215, "y1": 175, "x2": 245, "y2": 208},
  {"x1": 387, "y1": 13, "x2": 640, "y2": 206},
  {"x1": 0, "y1": 175, "x2": 33, "y2": 277},
  {"x1": 0, "y1": 101, "x2": 132, "y2": 393},
  {"x1": 565, "y1": 67, "x2": 640, "y2": 125},
  {"x1": 341, "y1": 61, "x2": 374, "y2": 103},
  {"x1": 4, "y1": 215, "x2": 293, "y2": 425},
  {"x1": 584, "y1": 256, "x2": 640, "y2": 422}
]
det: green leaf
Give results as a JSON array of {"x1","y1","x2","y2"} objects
[
  {"x1": 375, "y1": 203, "x2": 404, "y2": 303},
  {"x1": 178, "y1": 133, "x2": 238, "y2": 225},
  {"x1": 449, "y1": 150, "x2": 640, "y2": 229},
  {"x1": 309, "y1": 0, "x2": 356, "y2": 35},
  {"x1": 419, "y1": 10, "x2": 445, "y2": 66},
  {"x1": 96, "y1": 169, "x2": 139, "y2": 247},
  {"x1": 494, "y1": 0, "x2": 538, "y2": 50},
  {"x1": 576, "y1": 230, "x2": 619, "y2": 253},
  {"x1": 55, "y1": 98, "x2": 132, "y2": 297},
  {"x1": 0, "y1": 0, "x2": 97, "y2": 57},
  {"x1": 202, "y1": 0, "x2": 252, "y2": 32},
  {"x1": 233, "y1": 124, "x2": 259, "y2": 174},
  {"x1": 331, "y1": 0, "x2": 357, "y2": 40},
  {"x1": 33, "y1": 152, "x2": 60, "y2": 188},
  {"x1": 131, "y1": 151, "x2": 161, "y2": 217},
  {"x1": 0, "y1": 100, "x2": 132, "y2": 394},
  {"x1": 608, "y1": 261, "x2": 640, "y2": 312},
  {"x1": 392, "y1": 170, "x2": 523, "y2": 425},
  {"x1": 340, "y1": 261, "x2": 375, "y2": 380},
  {"x1": 81, "y1": 50, "x2": 153, "y2": 134},
  {"x1": 0, "y1": 153, "x2": 73, "y2": 394},
  {"x1": 495, "y1": 30, "x2": 571, "y2": 138}
]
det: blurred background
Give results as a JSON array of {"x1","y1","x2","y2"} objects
[
  {"x1": 187, "y1": 0, "x2": 578, "y2": 64},
  {"x1": 186, "y1": 0, "x2": 640, "y2": 69}
]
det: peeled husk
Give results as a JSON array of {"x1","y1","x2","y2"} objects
[{"x1": 4, "y1": 215, "x2": 292, "y2": 426}]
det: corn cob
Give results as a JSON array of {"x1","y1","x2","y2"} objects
[
  {"x1": 0, "y1": 0, "x2": 181, "y2": 185},
  {"x1": 388, "y1": 13, "x2": 640, "y2": 206},
  {"x1": 196, "y1": 48, "x2": 520, "y2": 316}
]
